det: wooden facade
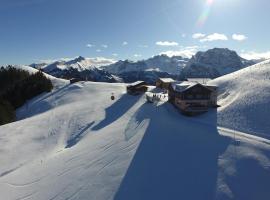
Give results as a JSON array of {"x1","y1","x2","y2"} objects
[
  {"x1": 156, "y1": 78, "x2": 175, "y2": 90},
  {"x1": 168, "y1": 82, "x2": 218, "y2": 114},
  {"x1": 70, "y1": 78, "x2": 80, "y2": 84},
  {"x1": 127, "y1": 81, "x2": 148, "y2": 95}
]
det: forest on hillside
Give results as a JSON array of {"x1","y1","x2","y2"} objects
[{"x1": 0, "y1": 66, "x2": 53, "y2": 125}]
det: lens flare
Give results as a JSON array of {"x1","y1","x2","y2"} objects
[{"x1": 197, "y1": 0, "x2": 215, "y2": 26}]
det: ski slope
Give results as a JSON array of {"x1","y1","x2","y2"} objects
[
  {"x1": 0, "y1": 76, "x2": 270, "y2": 199},
  {"x1": 210, "y1": 59, "x2": 270, "y2": 137}
]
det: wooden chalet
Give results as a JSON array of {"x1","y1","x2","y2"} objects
[
  {"x1": 156, "y1": 78, "x2": 175, "y2": 90},
  {"x1": 70, "y1": 78, "x2": 80, "y2": 84},
  {"x1": 168, "y1": 81, "x2": 217, "y2": 114},
  {"x1": 127, "y1": 81, "x2": 148, "y2": 95}
]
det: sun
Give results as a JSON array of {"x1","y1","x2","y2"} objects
[{"x1": 197, "y1": 0, "x2": 215, "y2": 27}]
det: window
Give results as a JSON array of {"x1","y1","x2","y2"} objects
[
  {"x1": 196, "y1": 94, "x2": 202, "y2": 99},
  {"x1": 187, "y1": 94, "x2": 193, "y2": 99}
]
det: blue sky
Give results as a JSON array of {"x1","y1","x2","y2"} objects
[{"x1": 0, "y1": 0, "x2": 269, "y2": 65}]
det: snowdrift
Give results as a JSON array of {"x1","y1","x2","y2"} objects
[
  {"x1": 210, "y1": 59, "x2": 270, "y2": 136},
  {"x1": 0, "y1": 78, "x2": 270, "y2": 199}
]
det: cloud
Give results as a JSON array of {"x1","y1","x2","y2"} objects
[
  {"x1": 156, "y1": 41, "x2": 179, "y2": 46},
  {"x1": 122, "y1": 41, "x2": 128, "y2": 46},
  {"x1": 38, "y1": 57, "x2": 76, "y2": 63},
  {"x1": 37, "y1": 59, "x2": 58, "y2": 64},
  {"x1": 185, "y1": 45, "x2": 199, "y2": 49},
  {"x1": 88, "y1": 57, "x2": 117, "y2": 66},
  {"x1": 199, "y1": 33, "x2": 228, "y2": 42},
  {"x1": 139, "y1": 44, "x2": 148, "y2": 48},
  {"x1": 160, "y1": 46, "x2": 200, "y2": 58},
  {"x1": 192, "y1": 33, "x2": 206, "y2": 39},
  {"x1": 240, "y1": 51, "x2": 270, "y2": 60},
  {"x1": 86, "y1": 44, "x2": 94, "y2": 48},
  {"x1": 37, "y1": 56, "x2": 117, "y2": 66},
  {"x1": 101, "y1": 44, "x2": 108, "y2": 48},
  {"x1": 112, "y1": 53, "x2": 118, "y2": 57},
  {"x1": 96, "y1": 49, "x2": 102, "y2": 52},
  {"x1": 181, "y1": 33, "x2": 186, "y2": 38},
  {"x1": 134, "y1": 54, "x2": 142, "y2": 58},
  {"x1": 232, "y1": 34, "x2": 247, "y2": 41}
]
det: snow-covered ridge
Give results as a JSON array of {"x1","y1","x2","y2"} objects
[
  {"x1": 210, "y1": 59, "x2": 270, "y2": 135},
  {"x1": 14, "y1": 65, "x2": 68, "y2": 88}
]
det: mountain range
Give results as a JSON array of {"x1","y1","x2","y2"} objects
[
  {"x1": 30, "y1": 56, "x2": 118, "y2": 83},
  {"x1": 30, "y1": 48, "x2": 258, "y2": 84}
]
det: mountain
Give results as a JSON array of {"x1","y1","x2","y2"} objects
[
  {"x1": 30, "y1": 56, "x2": 118, "y2": 83},
  {"x1": 180, "y1": 48, "x2": 256, "y2": 79},
  {"x1": 1, "y1": 69, "x2": 270, "y2": 199},
  {"x1": 116, "y1": 70, "x2": 178, "y2": 84},
  {"x1": 101, "y1": 55, "x2": 188, "y2": 84},
  {"x1": 29, "y1": 49, "x2": 258, "y2": 84},
  {"x1": 103, "y1": 55, "x2": 189, "y2": 75}
]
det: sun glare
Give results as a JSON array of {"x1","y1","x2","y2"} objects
[{"x1": 197, "y1": 0, "x2": 215, "y2": 27}]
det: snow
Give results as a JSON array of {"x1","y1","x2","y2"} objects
[
  {"x1": 158, "y1": 77, "x2": 175, "y2": 83},
  {"x1": 187, "y1": 78, "x2": 212, "y2": 84},
  {"x1": 209, "y1": 59, "x2": 270, "y2": 136},
  {"x1": 128, "y1": 80, "x2": 145, "y2": 86},
  {"x1": 14, "y1": 65, "x2": 68, "y2": 88},
  {"x1": 0, "y1": 67, "x2": 270, "y2": 199},
  {"x1": 38, "y1": 56, "x2": 116, "y2": 73},
  {"x1": 103, "y1": 55, "x2": 188, "y2": 75}
]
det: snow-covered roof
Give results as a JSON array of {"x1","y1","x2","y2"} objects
[
  {"x1": 158, "y1": 78, "x2": 175, "y2": 83},
  {"x1": 172, "y1": 81, "x2": 197, "y2": 92},
  {"x1": 186, "y1": 78, "x2": 212, "y2": 84},
  {"x1": 171, "y1": 81, "x2": 216, "y2": 93},
  {"x1": 128, "y1": 81, "x2": 146, "y2": 87}
]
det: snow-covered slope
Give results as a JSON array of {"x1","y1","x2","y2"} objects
[
  {"x1": 14, "y1": 65, "x2": 68, "y2": 88},
  {"x1": 0, "y1": 80, "x2": 270, "y2": 200},
  {"x1": 210, "y1": 59, "x2": 270, "y2": 136}
]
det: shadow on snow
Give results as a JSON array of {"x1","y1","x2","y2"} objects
[
  {"x1": 114, "y1": 103, "x2": 231, "y2": 200},
  {"x1": 17, "y1": 84, "x2": 71, "y2": 120},
  {"x1": 91, "y1": 94, "x2": 141, "y2": 131},
  {"x1": 65, "y1": 121, "x2": 95, "y2": 148}
]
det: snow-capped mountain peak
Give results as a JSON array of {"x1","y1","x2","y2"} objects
[
  {"x1": 180, "y1": 48, "x2": 256, "y2": 79},
  {"x1": 30, "y1": 57, "x2": 118, "y2": 82},
  {"x1": 102, "y1": 55, "x2": 188, "y2": 75}
]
